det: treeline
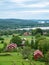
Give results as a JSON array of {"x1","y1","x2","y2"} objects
[
  {"x1": 0, "y1": 19, "x2": 49, "y2": 29},
  {"x1": 0, "y1": 29, "x2": 29, "y2": 36}
]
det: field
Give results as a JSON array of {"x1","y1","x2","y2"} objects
[
  {"x1": 1, "y1": 35, "x2": 32, "y2": 44},
  {"x1": 0, "y1": 52, "x2": 45, "y2": 65},
  {"x1": 0, "y1": 35, "x2": 45, "y2": 65}
]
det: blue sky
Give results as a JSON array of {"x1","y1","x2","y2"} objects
[{"x1": 0, "y1": 0, "x2": 49, "y2": 19}]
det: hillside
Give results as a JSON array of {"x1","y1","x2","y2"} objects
[{"x1": 0, "y1": 19, "x2": 49, "y2": 29}]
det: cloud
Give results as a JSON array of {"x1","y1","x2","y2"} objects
[
  {"x1": 0, "y1": 10, "x2": 49, "y2": 19},
  {"x1": 10, "y1": 0, "x2": 31, "y2": 3},
  {"x1": 25, "y1": 2, "x2": 49, "y2": 8},
  {"x1": 0, "y1": 0, "x2": 49, "y2": 19},
  {"x1": 14, "y1": 1, "x2": 49, "y2": 8},
  {"x1": 23, "y1": 10, "x2": 49, "y2": 13},
  {"x1": 10, "y1": 0, "x2": 42, "y2": 8},
  {"x1": 0, "y1": 11, "x2": 49, "y2": 19}
]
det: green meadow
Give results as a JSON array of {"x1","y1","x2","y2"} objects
[
  {"x1": 0, "y1": 52, "x2": 45, "y2": 65},
  {"x1": 0, "y1": 35, "x2": 45, "y2": 65}
]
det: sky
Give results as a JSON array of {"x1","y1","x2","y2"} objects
[{"x1": 0, "y1": 0, "x2": 49, "y2": 19}]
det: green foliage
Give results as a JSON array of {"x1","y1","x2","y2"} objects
[
  {"x1": 21, "y1": 46, "x2": 32, "y2": 59},
  {"x1": 31, "y1": 38, "x2": 35, "y2": 49},
  {"x1": 33, "y1": 36, "x2": 46, "y2": 49},
  {"x1": 1, "y1": 40, "x2": 4, "y2": 43},
  {"x1": 10, "y1": 35, "x2": 22, "y2": 46},
  {"x1": 32, "y1": 28, "x2": 43, "y2": 36},
  {"x1": 37, "y1": 36, "x2": 46, "y2": 40},
  {"x1": 0, "y1": 37, "x2": 4, "y2": 40},
  {"x1": 38, "y1": 39, "x2": 49, "y2": 54},
  {"x1": 44, "y1": 52, "x2": 49, "y2": 65},
  {"x1": 31, "y1": 36, "x2": 46, "y2": 49},
  {"x1": 25, "y1": 40, "x2": 29, "y2": 46},
  {"x1": 35, "y1": 33, "x2": 41, "y2": 38},
  {"x1": 32, "y1": 29, "x2": 36, "y2": 36},
  {"x1": 1, "y1": 43, "x2": 7, "y2": 52}
]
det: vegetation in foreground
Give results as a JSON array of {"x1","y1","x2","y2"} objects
[{"x1": 0, "y1": 28, "x2": 49, "y2": 65}]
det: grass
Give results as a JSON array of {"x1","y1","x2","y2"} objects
[
  {"x1": 20, "y1": 35, "x2": 32, "y2": 43},
  {"x1": 2, "y1": 35, "x2": 12, "y2": 44},
  {"x1": 1, "y1": 35, "x2": 32, "y2": 44},
  {"x1": 0, "y1": 35, "x2": 45, "y2": 65},
  {"x1": 0, "y1": 44, "x2": 4, "y2": 49},
  {"x1": 0, "y1": 52, "x2": 45, "y2": 65}
]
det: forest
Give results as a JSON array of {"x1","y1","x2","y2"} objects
[{"x1": 0, "y1": 19, "x2": 49, "y2": 29}]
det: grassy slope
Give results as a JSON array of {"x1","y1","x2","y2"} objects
[
  {"x1": 2, "y1": 35, "x2": 32, "y2": 44},
  {"x1": 0, "y1": 35, "x2": 45, "y2": 65},
  {"x1": 0, "y1": 52, "x2": 45, "y2": 65}
]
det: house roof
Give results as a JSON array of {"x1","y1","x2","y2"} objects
[{"x1": 34, "y1": 50, "x2": 43, "y2": 56}]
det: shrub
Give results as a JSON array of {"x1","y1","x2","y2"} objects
[
  {"x1": 10, "y1": 35, "x2": 22, "y2": 46},
  {"x1": 38, "y1": 39, "x2": 49, "y2": 54},
  {"x1": 0, "y1": 37, "x2": 4, "y2": 40},
  {"x1": 44, "y1": 52, "x2": 49, "y2": 65},
  {"x1": 21, "y1": 46, "x2": 32, "y2": 59},
  {"x1": 1, "y1": 40, "x2": 4, "y2": 43}
]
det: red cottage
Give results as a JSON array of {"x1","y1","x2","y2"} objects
[
  {"x1": 34, "y1": 50, "x2": 43, "y2": 60},
  {"x1": 6, "y1": 43, "x2": 17, "y2": 51},
  {"x1": 24, "y1": 32, "x2": 29, "y2": 36}
]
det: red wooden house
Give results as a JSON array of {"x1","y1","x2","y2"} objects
[
  {"x1": 6, "y1": 43, "x2": 17, "y2": 51},
  {"x1": 34, "y1": 50, "x2": 43, "y2": 60}
]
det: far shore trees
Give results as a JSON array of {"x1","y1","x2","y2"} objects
[{"x1": 32, "y1": 28, "x2": 43, "y2": 36}]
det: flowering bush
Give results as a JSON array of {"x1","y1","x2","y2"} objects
[{"x1": 6, "y1": 43, "x2": 17, "y2": 51}]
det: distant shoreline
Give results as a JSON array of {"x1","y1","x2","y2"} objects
[{"x1": 16, "y1": 27, "x2": 49, "y2": 30}]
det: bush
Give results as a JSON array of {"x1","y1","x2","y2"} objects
[
  {"x1": 38, "y1": 39, "x2": 49, "y2": 54},
  {"x1": 44, "y1": 52, "x2": 49, "y2": 65},
  {"x1": 34, "y1": 36, "x2": 46, "y2": 49},
  {"x1": 10, "y1": 35, "x2": 22, "y2": 46},
  {"x1": 32, "y1": 28, "x2": 43, "y2": 36},
  {"x1": 31, "y1": 38, "x2": 35, "y2": 49},
  {"x1": 21, "y1": 46, "x2": 32, "y2": 59},
  {"x1": 1, "y1": 40, "x2": 4, "y2": 43},
  {"x1": 0, "y1": 37, "x2": 4, "y2": 40}
]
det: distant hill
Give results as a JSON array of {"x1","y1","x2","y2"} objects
[{"x1": 0, "y1": 19, "x2": 49, "y2": 29}]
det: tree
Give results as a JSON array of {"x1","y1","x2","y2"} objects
[
  {"x1": 2, "y1": 43, "x2": 7, "y2": 52},
  {"x1": 34, "y1": 36, "x2": 46, "y2": 49},
  {"x1": 10, "y1": 35, "x2": 22, "y2": 46},
  {"x1": 31, "y1": 37, "x2": 35, "y2": 49},
  {"x1": 32, "y1": 28, "x2": 43, "y2": 36},
  {"x1": 45, "y1": 52, "x2": 49, "y2": 65},
  {"x1": 38, "y1": 39, "x2": 49, "y2": 54},
  {"x1": 35, "y1": 33, "x2": 41, "y2": 38},
  {"x1": 0, "y1": 37, "x2": 4, "y2": 40},
  {"x1": 32, "y1": 29, "x2": 36, "y2": 36},
  {"x1": 25, "y1": 40, "x2": 29, "y2": 46},
  {"x1": 21, "y1": 46, "x2": 32, "y2": 59},
  {"x1": 21, "y1": 46, "x2": 34, "y2": 65}
]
